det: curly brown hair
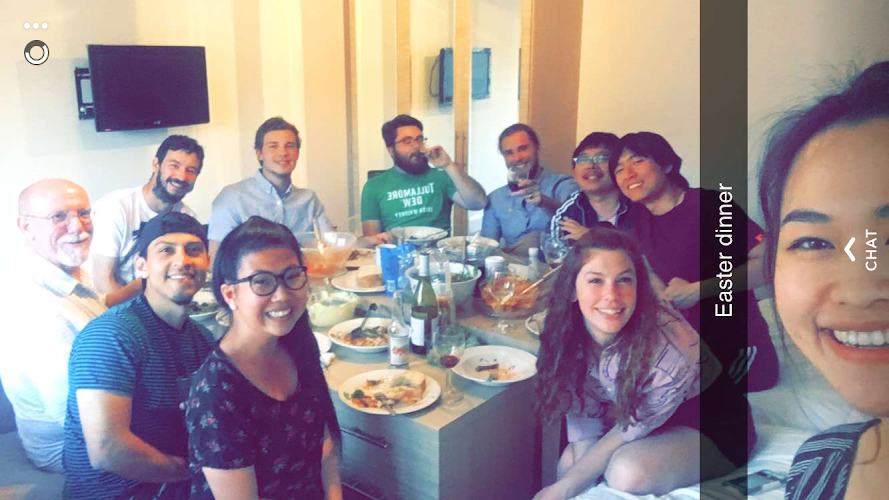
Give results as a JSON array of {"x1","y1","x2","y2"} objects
[{"x1": 534, "y1": 226, "x2": 661, "y2": 432}]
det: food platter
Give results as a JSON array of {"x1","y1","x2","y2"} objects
[
  {"x1": 327, "y1": 318, "x2": 392, "y2": 353},
  {"x1": 453, "y1": 346, "x2": 537, "y2": 387},
  {"x1": 525, "y1": 310, "x2": 547, "y2": 336},
  {"x1": 391, "y1": 226, "x2": 449, "y2": 247},
  {"x1": 331, "y1": 270, "x2": 386, "y2": 294},
  {"x1": 339, "y1": 369, "x2": 441, "y2": 415},
  {"x1": 188, "y1": 289, "x2": 219, "y2": 321}
]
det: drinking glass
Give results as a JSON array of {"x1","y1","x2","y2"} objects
[
  {"x1": 433, "y1": 325, "x2": 466, "y2": 406},
  {"x1": 507, "y1": 168, "x2": 530, "y2": 193},
  {"x1": 540, "y1": 231, "x2": 569, "y2": 266},
  {"x1": 487, "y1": 268, "x2": 517, "y2": 333}
]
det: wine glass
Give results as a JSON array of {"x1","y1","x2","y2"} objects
[
  {"x1": 433, "y1": 325, "x2": 466, "y2": 406},
  {"x1": 539, "y1": 231, "x2": 569, "y2": 266},
  {"x1": 488, "y1": 269, "x2": 517, "y2": 333}
]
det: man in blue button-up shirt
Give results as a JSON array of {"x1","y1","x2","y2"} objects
[{"x1": 481, "y1": 124, "x2": 579, "y2": 256}]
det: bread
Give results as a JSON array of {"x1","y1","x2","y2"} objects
[{"x1": 356, "y1": 264, "x2": 383, "y2": 288}]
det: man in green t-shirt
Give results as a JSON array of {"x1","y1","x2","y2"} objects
[{"x1": 361, "y1": 115, "x2": 487, "y2": 237}]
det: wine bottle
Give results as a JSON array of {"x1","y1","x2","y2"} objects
[{"x1": 410, "y1": 254, "x2": 439, "y2": 355}]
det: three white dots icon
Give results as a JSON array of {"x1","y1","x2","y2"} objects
[{"x1": 24, "y1": 22, "x2": 49, "y2": 29}]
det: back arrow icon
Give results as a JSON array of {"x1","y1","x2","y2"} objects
[{"x1": 845, "y1": 237, "x2": 855, "y2": 261}]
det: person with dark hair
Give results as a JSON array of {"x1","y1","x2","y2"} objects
[
  {"x1": 64, "y1": 211, "x2": 214, "y2": 499},
  {"x1": 533, "y1": 227, "x2": 752, "y2": 499},
  {"x1": 186, "y1": 216, "x2": 342, "y2": 499},
  {"x1": 361, "y1": 114, "x2": 487, "y2": 236},
  {"x1": 480, "y1": 123, "x2": 578, "y2": 255},
  {"x1": 758, "y1": 60, "x2": 889, "y2": 500},
  {"x1": 611, "y1": 131, "x2": 779, "y2": 392},
  {"x1": 549, "y1": 132, "x2": 633, "y2": 246},
  {"x1": 91, "y1": 134, "x2": 205, "y2": 295}
]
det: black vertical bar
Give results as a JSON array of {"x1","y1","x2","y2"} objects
[{"x1": 701, "y1": 1, "x2": 751, "y2": 497}]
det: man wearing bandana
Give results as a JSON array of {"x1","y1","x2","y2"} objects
[
  {"x1": 90, "y1": 135, "x2": 205, "y2": 295},
  {"x1": 64, "y1": 212, "x2": 214, "y2": 500},
  {"x1": 360, "y1": 114, "x2": 487, "y2": 237}
]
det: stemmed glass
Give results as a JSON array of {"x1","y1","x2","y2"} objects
[
  {"x1": 433, "y1": 325, "x2": 466, "y2": 406},
  {"x1": 540, "y1": 231, "x2": 569, "y2": 266},
  {"x1": 488, "y1": 269, "x2": 517, "y2": 333}
]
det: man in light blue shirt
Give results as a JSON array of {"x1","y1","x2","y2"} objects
[
  {"x1": 209, "y1": 117, "x2": 338, "y2": 257},
  {"x1": 481, "y1": 124, "x2": 578, "y2": 255}
]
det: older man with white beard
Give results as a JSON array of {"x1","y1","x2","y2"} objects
[{"x1": 0, "y1": 179, "x2": 139, "y2": 472}]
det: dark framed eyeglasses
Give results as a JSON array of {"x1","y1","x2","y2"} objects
[
  {"x1": 574, "y1": 153, "x2": 610, "y2": 166},
  {"x1": 22, "y1": 208, "x2": 92, "y2": 226},
  {"x1": 394, "y1": 135, "x2": 427, "y2": 147},
  {"x1": 229, "y1": 266, "x2": 309, "y2": 296}
]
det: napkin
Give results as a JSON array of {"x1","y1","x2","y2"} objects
[{"x1": 320, "y1": 352, "x2": 336, "y2": 368}]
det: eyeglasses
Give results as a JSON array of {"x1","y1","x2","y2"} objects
[
  {"x1": 22, "y1": 209, "x2": 92, "y2": 226},
  {"x1": 574, "y1": 153, "x2": 610, "y2": 166},
  {"x1": 394, "y1": 135, "x2": 427, "y2": 147},
  {"x1": 229, "y1": 266, "x2": 309, "y2": 296}
]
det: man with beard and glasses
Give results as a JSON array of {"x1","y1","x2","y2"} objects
[
  {"x1": 64, "y1": 212, "x2": 214, "y2": 500},
  {"x1": 91, "y1": 135, "x2": 205, "y2": 294},
  {"x1": 481, "y1": 123, "x2": 579, "y2": 255},
  {"x1": 549, "y1": 132, "x2": 635, "y2": 246},
  {"x1": 0, "y1": 179, "x2": 140, "y2": 473},
  {"x1": 361, "y1": 114, "x2": 487, "y2": 237}
]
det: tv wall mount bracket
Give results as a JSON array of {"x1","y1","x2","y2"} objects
[{"x1": 74, "y1": 67, "x2": 94, "y2": 120}]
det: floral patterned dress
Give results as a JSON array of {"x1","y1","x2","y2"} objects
[{"x1": 186, "y1": 346, "x2": 326, "y2": 499}]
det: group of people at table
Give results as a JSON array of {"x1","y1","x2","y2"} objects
[{"x1": 1, "y1": 60, "x2": 887, "y2": 499}]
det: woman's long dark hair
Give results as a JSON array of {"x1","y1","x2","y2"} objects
[
  {"x1": 212, "y1": 216, "x2": 341, "y2": 451},
  {"x1": 535, "y1": 226, "x2": 661, "y2": 431}
]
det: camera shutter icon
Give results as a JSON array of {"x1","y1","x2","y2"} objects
[{"x1": 25, "y1": 40, "x2": 49, "y2": 65}]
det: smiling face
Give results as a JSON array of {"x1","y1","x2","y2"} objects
[
  {"x1": 256, "y1": 129, "x2": 300, "y2": 179},
  {"x1": 613, "y1": 150, "x2": 671, "y2": 203},
  {"x1": 135, "y1": 233, "x2": 209, "y2": 306},
  {"x1": 151, "y1": 149, "x2": 201, "y2": 204},
  {"x1": 573, "y1": 147, "x2": 616, "y2": 195},
  {"x1": 221, "y1": 247, "x2": 308, "y2": 338},
  {"x1": 575, "y1": 249, "x2": 638, "y2": 347},
  {"x1": 774, "y1": 117, "x2": 889, "y2": 416},
  {"x1": 19, "y1": 180, "x2": 93, "y2": 271}
]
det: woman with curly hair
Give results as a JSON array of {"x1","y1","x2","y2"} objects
[{"x1": 533, "y1": 226, "x2": 754, "y2": 499}]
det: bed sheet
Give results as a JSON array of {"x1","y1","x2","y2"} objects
[{"x1": 571, "y1": 424, "x2": 813, "y2": 500}]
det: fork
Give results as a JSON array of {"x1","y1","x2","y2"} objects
[{"x1": 373, "y1": 394, "x2": 397, "y2": 415}]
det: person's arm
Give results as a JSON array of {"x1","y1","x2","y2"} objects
[
  {"x1": 321, "y1": 426, "x2": 343, "y2": 500},
  {"x1": 77, "y1": 389, "x2": 189, "y2": 482},
  {"x1": 426, "y1": 146, "x2": 487, "y2": 210},
  {"x1": 362, "y1": 220, "x2": 385, "y2": 238},
  {"x1": 203, "y1": 466, "x2": 261, "y2": 500},
  {"x1": 103, "y1": 277, "x2": 143, "y2": 307},
  {"x1": 534, "y1": 425, "x2": 625, "y2": 500},
  {"x1": 92, "y1": 255, "x2": 126, "y2": 294}
]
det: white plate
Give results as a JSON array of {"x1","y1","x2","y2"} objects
[
  {"x1": 392, "y1": 226, "x2": 449, "y2": 246},
  {"x1": 345, "y1": 248, "x2": 377, "y2": 269},
  {"x1": 339, "y1": 369, "x2": 441, "y2": 415},
  {"x1": 525, "y1": 310, "x2": 547, "y2": 336},
  {"x1": 314, "y1": 332, "x2": 331, "y2": 353},
  {"x1": 327, "y1": 317, "x2": 392, "y2": 353},
  {"x1": 189, "y1": 289, "x2": 219, "y2": 321},
  {"x1": 331, "y1": 270, "x2": 385, "y2": 293},
  {"x1": 453, "y1": 346, "x2": 538, "y2": 387}
]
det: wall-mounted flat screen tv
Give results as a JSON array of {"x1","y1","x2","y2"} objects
[
  {"x1": 439, "y1": 48, "x2": 491, "y2": 104},
  {"x1": 87, "y1": 45, "x2": 210, "y2": 132}
]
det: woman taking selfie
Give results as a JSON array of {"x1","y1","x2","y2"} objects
[
  {"x1": 759, "y1": 61, "x2": 889, "y2": 499},
  {"x1": 533, "y1": 226, "x2": 753, "y2": 499},
  {"x1": 185, "y1": 216, "x2": 342, "y2": 499}
]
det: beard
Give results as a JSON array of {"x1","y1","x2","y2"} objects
[
  {"x1": 55, "y1": 232, "x2": 91, "y2": 268},
  {"x1": 152, "y1": 172, "x2": 191, "y2": 204},
  {"x1": 393, "y1": 150, "x2": 430, "y2": 176}
]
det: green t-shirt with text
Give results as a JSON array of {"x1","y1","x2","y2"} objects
[{"x1": 360, "y1": 167, "x2": 457, "y2": 231}]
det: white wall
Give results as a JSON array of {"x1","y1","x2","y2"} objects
[
  {"x1": 747, "y1": 0, "x2": 889, "y2": 221},
  {"x1": 576, "y1": 0, "x2": 701, "y2": 188},
  {"x1": 1, "y1": 0, "x2": 358, "y2": 252}
]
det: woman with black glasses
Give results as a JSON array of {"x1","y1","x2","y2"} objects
[{"x1": 185, "y1": 216, "x2": 342, "y2": 499}]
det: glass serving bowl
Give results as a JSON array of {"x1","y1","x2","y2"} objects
[
  {"x1": 477, "y1": 273, "x2": 545, "y2": 319},
  {"x1": 295, "y1": 232, "x2": 358, "y2": 280},
  {"x1": 307, "y1": 287, "x2": 360, "y2": 328}
]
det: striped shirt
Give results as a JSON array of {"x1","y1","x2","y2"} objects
[
  {"x1": 63, "y1": 295, "x2": 213, "y2": 500},
  {"x1": 785, "y1": 419, "x2": 880, "y2": 500}
]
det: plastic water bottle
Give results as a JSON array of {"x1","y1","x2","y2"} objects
[{"x1": 388, "y1": 291, "x2": 410, "y2": 368}]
